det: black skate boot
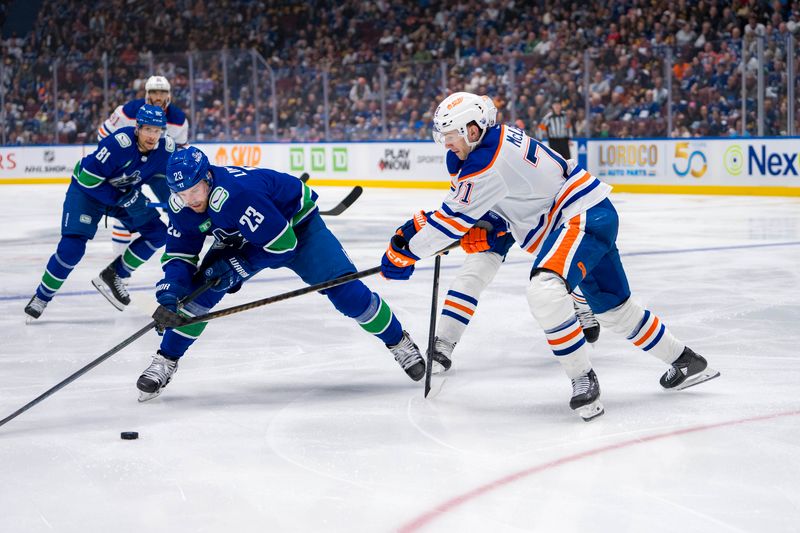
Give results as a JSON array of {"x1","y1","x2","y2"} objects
[
  {"x1": 570, "y1": 369, "x2": 604, "y2": 421},
  {"x1": 137, "y1": 351, "x2": 179, "y2": 402},
  {"x1": 431, "y1": 336, "x2": 455, "y2": 374},
  {"x1": 24, "y1": 295, "x2": 48, "y2": 320},
  {"x1": 92, "y1": 262, "x2": 130, "y2": 311},
  {"x1": 573, "y1": 300, "x2": 600, "y2": 343},
  {"x1": 660, "y1": 347, "x2": 720, "y2": 390},
  {"x1": 387, "y1": 331, "x2": 425, "y2": 381}
]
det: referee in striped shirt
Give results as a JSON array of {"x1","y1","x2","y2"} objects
[{"x1": 537, "y1": 101, "x2": 574, "y2": 160}]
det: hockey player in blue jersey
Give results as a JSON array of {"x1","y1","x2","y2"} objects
[
  {"x1": 382, "y1": 91, "x2": 719, "y2": 421},
  {"x1": 24, "y1": 105, "x2": 173, "y2": 319},
  {"x1": 136, "y1": 146, "x2": 425, "y2": 401},
  {"x1": 98, "y1": 75, "x2": 189, "y2": 254}
]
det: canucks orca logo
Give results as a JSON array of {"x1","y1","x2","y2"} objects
[
  {"x1": 109, "y1": 170, "x2": 143, "y2": 187},
  {"x1": 211, "y1": 227, "x2": 247, "y2": 248}
]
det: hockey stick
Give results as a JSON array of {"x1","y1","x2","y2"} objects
[
  {"x1": 180, "y1": 242, "x2": 460, "y2": 328},
  {"x1": 0, "y1": 280, "x2": 216, "y2": 429},
  {"x1": 423, "y1": 254, "x2": 442, "y2": 398},
  {"x1": 318, "y1": 185, "x2": 363, "y2": 216}
]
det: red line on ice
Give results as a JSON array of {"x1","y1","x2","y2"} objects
[{"x1": 398, "y1": 409, "x2": 800, "y2": 532}]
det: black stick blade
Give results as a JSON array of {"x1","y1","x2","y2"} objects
[{"x1": 319, "y1": 186, "x2": 363, "y2": 216}]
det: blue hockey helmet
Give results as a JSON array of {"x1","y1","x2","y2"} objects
[
  {"x1": 166, "y1": 146, "x2": 211, "y2": 192},
  {"x1": 136, "y1": 104, "x2": 167, "y2": 129}
]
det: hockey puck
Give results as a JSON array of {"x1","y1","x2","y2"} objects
[{"x1": 120, "y1": 431, "x2": 139, "y2": 440}]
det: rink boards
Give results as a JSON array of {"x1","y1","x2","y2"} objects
[{"x1": 1, "y1": 138, "x2": 799, "y2": 195}]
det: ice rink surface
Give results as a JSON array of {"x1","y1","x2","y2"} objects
[{"x1": 1, "y1": 184, "x2": 799, "y2": 533}]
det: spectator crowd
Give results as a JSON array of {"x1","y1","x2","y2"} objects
[{"x1": 1, "y1": 0, "x2": 798, "y2": 144}]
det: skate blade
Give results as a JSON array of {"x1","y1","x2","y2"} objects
[
  {"x1": 138, "y1": 390, "x2": 162, "y2": 402},
  {"x1": 431, "y1": 360, "x2": 450, "y2": 374},
  {"x1": 574, "y1": 399, "x2": 605, "y2": 421},
  {"x1": 425, "y1": 377, "x2": 448, "y2": 399},
  {"x1": 674, "y1": 367, "x2": 721, "y2": 391},
  {"x1": 91, "y1": 278, "x2": 126, "y2": 311}
]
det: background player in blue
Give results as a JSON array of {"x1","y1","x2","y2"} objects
[
  {"x1": 24, "y1": 105, "x2": 173, "y2": 319},
  {"x1": 136, "y1": 146, "x2": 425, "y2": 401},
  {"x1": 98, "y1": 75, "x2": 189, "y2": 255}
]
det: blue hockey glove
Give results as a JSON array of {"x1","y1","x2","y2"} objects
[
  {"x1": 155, "y1": 279, "x2": 190, "y2": 312},
  {"x1": 153, "y1": 279, "x2": 190, "y2": 331},
  {"x1": 381, "y1": 234, "x2": 420, "y2": 280},
  {"x1": 204, "y1": 255, "x2": 254, "y2": 292},
  {"x1": 116, "y1": 188, "x2": 140, "y2": 209},
  {"x1": 395, "y1": 210, "x2": 430, "y2": 240}
]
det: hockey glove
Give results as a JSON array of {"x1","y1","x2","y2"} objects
[
  {"x1": 395, "y1": 210, "x2": 430, "y2": 240},
  {"x1": 460, "y1": 211, "x2": 508, "y2": 254},
  {"x1": 153, "y1": 280, "x2": 190, "y2": 331},
  {"x1": 381, "y1": 234, "x2": 420, "y2": 280},
  {"x1": 116, "y1": 188, "x2": 140, "y2": 209},
  {"x1": 204, "y1": 255, "x2": 254, "y2": 292}
]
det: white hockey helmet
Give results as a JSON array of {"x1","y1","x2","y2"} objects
[
  {"x1": 432, "y1": 92, "x2": 496, "y2": 150},
  {"x1": 145, "y1": 75, "x2": 171, "y2": 108}
]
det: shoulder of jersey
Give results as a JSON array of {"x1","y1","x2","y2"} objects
[
  {"x1": 206, "y1": 166, "x2": 244, "y2": 214},
  {"x1": 121, "y1": 98, "x2": 146, "y2": 119},
  {"x1": 446, "y1": 151, "x2": 464, "y2": 175},
  {"x1": 459, "y1": 125, "x2": 504, "y2": 178},
  {"x1": 156, "y1": 135, "x2": 176, "y2": 154},
  {"x1": 166, "y1": 105, "x2": 187, "y2": 125},
  {"x1": 104, "y1": 126, "x2": 137, "y2": 152}
]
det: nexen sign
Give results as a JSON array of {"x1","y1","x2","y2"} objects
[{"x1": 749, "y1": 145, "x2": 799, "y2": 176}]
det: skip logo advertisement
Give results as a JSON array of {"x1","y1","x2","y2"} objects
[{"x1": 215, "y1": 145, "x2": 261, "y2": 167}]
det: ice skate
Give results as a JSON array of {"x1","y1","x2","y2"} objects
[
  {"x1": 137, "y1": 352, "x2": 179, "y2": 402},
  {"x1": 660, "y1": 347, "x2": 720, "y2": 390},
  {"x1": 387, "y1": 331, "x2": 425, "y2": 381},
  {"x1": 92, "y1": 263, "x2": 130, "y2": 311},
  {"x1": 431, "y1": 336, "x2": 455, "y2": 374},
  {"x1": 573, "y1": 300, "x2": 600, "y2": 344},
  {"x1": 24, "y1": 295, "x2": 48, "y2": 321},
  {"x1": 570, "y1": 369, "x2": 604, "y2": 421}
]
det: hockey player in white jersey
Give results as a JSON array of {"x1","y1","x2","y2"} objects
[
  {"x1": 98, "y1": 76, "x2": 189, "y2": 255},
  {"x1": 381, "y1": 91, "x2": 719, "y2": 421},
  {"x1": 428, "y1": 97, "x2": 599, "y2": 374}
]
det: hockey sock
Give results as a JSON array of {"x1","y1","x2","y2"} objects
[
  {"x1": 354, "y1": 292, "x2": 403, "y2": 345},
  {"x1": 438, "y1": 251, "x2": 502, "y2": 344},
  {"x1": 595, "y1": 299, "x2": 684, "y2": 364},
  {"x1": 114, "y1": 235, "x2": 162, "y2": 279},
  {"x1": 439, "y1": 289, "x2": 477, "y2": 341},
  {"x1": 111, "y1": 221, "x2": 132, "y2": 257},
  {"x1": 325, "y1": 281, "x2": 403, "y2": 345},
  {"x1": 571, "y1": 288, "x2": 589, "y2": 308},
  {"x1": 527, "y1": 270, "x2": 591, "y2": 379},
  {"x1": 35, "y1": 235, "x2": 87, "y2": 302}
]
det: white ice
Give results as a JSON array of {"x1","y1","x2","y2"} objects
[{"x1": 1, "y1": 185, "x2": 799, "y2": 533}]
